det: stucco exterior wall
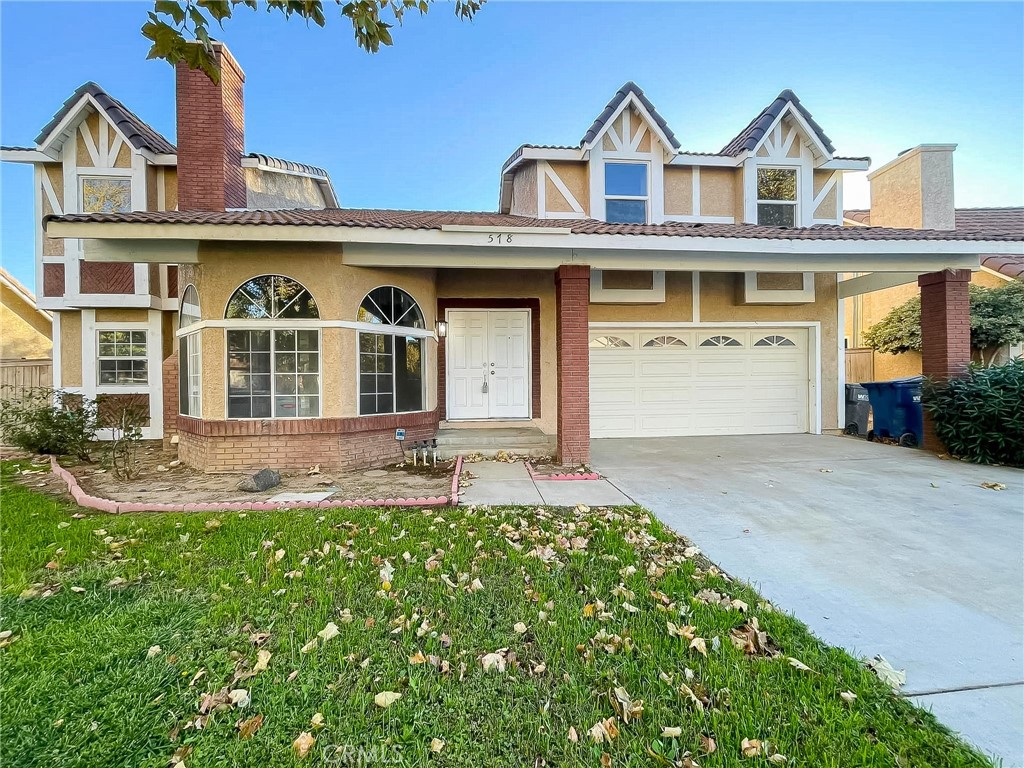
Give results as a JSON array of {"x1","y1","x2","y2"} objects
[
  {"x1": 244, "y1": 168, "x2": 327, "y2": 210},
  {"x1": 436, "y1": 269, "x2": 557, "y2": 435},
  {"x1": 59, "y1": 311, "x2": 82, "y2": 387},
  {"x1": 812, "y1": 170, "x2": 838, "y2": 220},
  {"x1": 546, "y1": 161, "x2": 589, "y2": 216},
  {"x1": 191, "y1": 242, "x2": 436, "y2": 421},
  {"x1": 0, "y1": 287, "x2": 51, "y2": 360},
  {"x1": 700, "y1": 168, "x2": 739, "y2": 219},
  {"x1": 664, "y1": 167, "x2": 694, "y2": 216},
  {"x1": 590, "y1": 272, "x2": 694, "y2": 322},
  {"x1": 95, "y1": 308, "x2": 148, "y2": 323},
  {"x1": 510, "y1": 163, "x2": 538, "y2": 217}
]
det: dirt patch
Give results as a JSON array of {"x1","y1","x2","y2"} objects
[
  {"x1": 527, "y1": 458, "x2": 600, "y2": 478},
  {"x1": 58, "y1": 442, "x2": 454, "y2": 505}
]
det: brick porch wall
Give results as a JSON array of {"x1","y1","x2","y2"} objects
[
  {"x1": 918, "y1": 269, "x2": 971, "y2": 451},
  {"x1": 176, "y1": 409, "x2": 439, "y2": 473},
  {"x1": 555, "y1": 265, "x2": 590, "y2": 465}
]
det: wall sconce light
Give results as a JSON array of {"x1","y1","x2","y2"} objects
[{"x1": 436, "y1": 320, "x2": 447, "y2": 339}]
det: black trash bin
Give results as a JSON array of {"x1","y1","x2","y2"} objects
[{"x1": 844, "y1": 383, "x2": 871, "y2": 436}]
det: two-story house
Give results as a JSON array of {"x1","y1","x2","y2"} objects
[{"x1": 11, "y1": 43, "x2": 1021, "y2": 470}]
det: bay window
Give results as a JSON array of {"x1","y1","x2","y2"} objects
[
  {"x1": 358, "y1": 286, "x2": 425, "y2": 415},
  {"x1": 224, "y1": 275, "x2": 321, "y2": 419}
]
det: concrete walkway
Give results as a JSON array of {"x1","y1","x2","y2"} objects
[
  {"x1": 591, "y1": 434, "x2": 1024, "y2": 767},
  {"x1": 458, "y1": 460, "x2": 634, "y2": 507}
]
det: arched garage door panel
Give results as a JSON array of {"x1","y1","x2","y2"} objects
[{"x1": 589, "y1": 328, "x2": 810, "y2": 438}]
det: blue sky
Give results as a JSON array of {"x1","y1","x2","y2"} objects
[{"x1": 2, "y1": 1, "x2": 1022, "y2": 290}]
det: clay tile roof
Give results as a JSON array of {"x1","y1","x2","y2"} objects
[
  {"x1": 843, "y1": 209, "x2": 871, "y2": 225},
  {"x1": 49, "y1": 208, "x2": 1024, "y2": 243},
  {"x1": 720, "y1": 89, "x2": 835, "y2": 157},
  {"x1": 844, "y1": 207, "x2": 1024, "y2": 238},
  {"x1": 580, "y1": 82, "x2": 681, "y2": 151},
  {"x1": 35, "y1": 82, "x2": 176, "y2": 155},
  {"x1": 981, "y1": 254, "x2": 1024, "y2": 280},
  {"x1": 244, "y1": 153, "x2": 331, "y2": 180}
]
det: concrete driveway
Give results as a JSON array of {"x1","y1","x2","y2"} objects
[{"x1": 591, "y1": 434, "x2": 1024, "y2": 766}]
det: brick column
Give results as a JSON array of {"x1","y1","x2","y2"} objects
[
  {"x1": 555, "y1": 265, "x2": 591, "y2": 465},
  {"x1": 918, "y1": 269, "x2": 971, "y2": 451},
  {"x1": 162, "y1": 352, "x2": 179, "y2": 450}
]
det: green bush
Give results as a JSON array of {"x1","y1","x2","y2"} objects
[
  {"x1": 923, "y1": 358, "x2": 1024, "y2": 467},
  {"x1": 0, "y1": 388, "x2": 98, "y2": 460}
]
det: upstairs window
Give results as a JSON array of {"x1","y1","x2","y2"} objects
[
  {"x1": 605, "y1": 162, "x2": 648, "y2": 224},
  {"x1": 81, "y1": 177, "x2": 132, "y2": 213},
  {"x1": 756, "y1": 167, "x2": 797, "y2": 227}
]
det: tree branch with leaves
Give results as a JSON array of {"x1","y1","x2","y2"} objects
[
  {"x1": 863, "y1": 281, "x2": 1024, "y2": 365},
  {"x1": 143, "y1": 0, "x2": 484, "y2": 81}
]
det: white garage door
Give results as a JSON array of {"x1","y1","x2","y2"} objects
[{"x1": 589, "y1": 328, "x2": 811, "y2": 438}]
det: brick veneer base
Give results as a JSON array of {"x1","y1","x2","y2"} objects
[{"x1": 176, "y1": 410, "x2": 440, "y2": 473}]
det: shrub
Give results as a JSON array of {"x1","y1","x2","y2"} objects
[
  {"x1": 0, "y1": 388, "x2": 98, "y2": 460},
  {"x1": 102, "y1": 401, "x2": 149, "y2": 480},
  {"x1": 923, "y1": 358, "x2": 1024, "y2": 467}
]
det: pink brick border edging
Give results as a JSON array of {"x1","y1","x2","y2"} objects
[
  {"x1": 525, "y1": 461, "x2": 601, "y2": 481},
  {"x1": 48, "y1": 455, "x2": 463, "y2": 514}
]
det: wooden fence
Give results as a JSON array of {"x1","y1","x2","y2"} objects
[
  {"x1": 845, "y1": 348, "x2": 874, "y2": 384},
  {"x1": 0, "y1": 359, "x2": 53, "y2": 398}
]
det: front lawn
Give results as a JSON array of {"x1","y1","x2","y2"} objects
[{"x1": 0, "y1": 461, "x2": 991, "y2": 767}]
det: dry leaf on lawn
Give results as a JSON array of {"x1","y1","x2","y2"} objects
[
  {"x1": 839, "y1": 690, "x2": 858, "y2": 704},
  {"x1": 236, "y1": 714, "x2": 264, "y2": 739},
  {"x1": 741, "y1": 738, "x2": 763, "y2": 757},
  {"x1": 513, "y1": 622, "x2": 528, "y2": 634},
  {"x1": 293, "y1": 731, "x2": 315, "y2": 759},
  {"x1": 865, "y1": 655, "x2": 906, "y2": 690},
  {"x1": 700, "y1": 734, "x2": 717, "y2": 754},
  {"x1": 374, "y1": 691, "x2": 402, "y2": 708},
  {"x1": 253, "y1": 649, "x2": 272, "y2": 672},
  {"x1": 146, "y1": 645, "x2": 162, "y2": 659},
  {"x1": 481, "y1": 652, "x2": 506, "y2": 673},
  {"x1": 588, "y1": 717, "x2": 619, "y2": 744},
  {"x1": 689, "y1": 637, "x2": 707, "y2": 657},
  {"x1": 228, "y1": 688, "x2": 250, "y2": 708},
  {"x1": 787, "y1": 656, "x2": 813, "y2": 673},
  {"x1": 409, "y1": 651, "x2": 427, "y2": 665},
  {"x1": 317, "y1": 622, "x2": 340, "y2": 643},
  {"x1": 310, "y1": 712, "x2": 324, "y2": 728},
  {"x1": 300, "y1": 638, "x2": 318, "y2": 654},
  {"x1": 429, "y1": 738, "x2": 445, "y2": 753},
  {"x1": 662, "y1": 726, "x2": 682, "y2": 738}
]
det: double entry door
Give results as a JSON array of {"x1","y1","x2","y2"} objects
[{"x1": 446, "y1": 309, "x2": 531, "y2": 419}]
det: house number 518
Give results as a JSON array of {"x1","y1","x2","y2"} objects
[{"x1": 487, "y1": 234, "x2": 513, "y2": 244}]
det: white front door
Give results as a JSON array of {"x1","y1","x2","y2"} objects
[{"x1": 447, "y1": 310, "x2": 531, "y2": 420}]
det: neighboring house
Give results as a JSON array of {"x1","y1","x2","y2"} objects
[
  {"x1": 841, "y1": 145, "x2": 1024, "y2": 380},
  {"x1": 1, "y1": 267, "x2": 52, "y2": 361},
  {"x1": 1, "y1": 67, "x2": 337, "y2": 438},
  {"x1": 8, "y1": 44, "x2": 1022, "y2": 470}
]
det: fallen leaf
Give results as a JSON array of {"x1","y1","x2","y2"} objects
[
  {"x1": 228, "y1": 688, "x2": 250, "y2": 708},
  {"x1": 689, "y1": 637, "x2": 707, "y2": 657},
  {"x1": 981, "y1": 482, "x2": 1006, "y2": 491},
  {"x1": 310, "y1": 712, "x2": 324, "y2": 728},
  {"x1": 700, "y1": 734, "x2": 717, "y2": 754},
  {"x1": 865, "y1": 655, "x2": 906, "y2": 690},
  {"x1": 767, "y1": 752, "x2": 787, "y2": 764},
  {"x1": 568, "y1": 726, "x2": 579, "y2": 743},
  {"x1": 662, "y1": 726, "x2": 682, "y2": 738},
  {"x1": 787, "y1": 656, "x2": 813, "y2": 673},
  {"x1": 741, "y1": 738, "x2": 763, "y2": 757},
  {"x1": 300, "y1": 638, "x2": 318, "y2": 654},
  {"x1": 429, "y1": 737, "x2": 445, "y2": 753},
  {"x1": 317, "y1": 622, "x2": 340, "y2": 643},
  {"x1": 409, "y1": 651, "x2": 427, "y2": 665},
  {"x1": 236, "y1": 714, "x2": 264, "y2": 739},
  {"x1": 293, "y1": 731, "x2": 315, "y2": 759},
  {"x1": 481, "y1": 652, "x2": 505, "y2": 673},
  {"x1": 146, "y1": 645, "x2": 162, "y2": 659},
  {"x1": 513, "y1": 622, "x2": 528, "y2": 634},
  {"x1": 839, "y1": 690, "x2": 858, "y2": 704},
  {"x1": 469, "y1": 577, "x2": 484, "y2": 592},
  {"x1": 253, "y1": 649, "x2": 272, "y2": 672},
  {"x1": 205, "y1": 519, "x2": 221, "y2": 531},
  {"x1": 601, "y1": 753, "x2": 612, "y2": 768},
  {"x1": 587, "y1": 717, "x2": 619, "y2": 743},
  {"x1": 374, "y1": 691, "x2": 402, "y2": 708}
]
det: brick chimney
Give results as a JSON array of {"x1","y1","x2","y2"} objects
[
  {"x1": 175, "y1": 43, "x2": 246, "y2": 211},
  {"x1": 867, "y1": 144, "x2": 956, "y2": 230}
]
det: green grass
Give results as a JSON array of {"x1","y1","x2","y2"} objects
[{"x1": 0, "y1": 460, "x2": 993, "y2": 767}]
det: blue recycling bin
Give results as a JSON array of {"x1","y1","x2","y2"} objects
[{"x1": 861, "y1": 376, "x2": 924, "y2": 448}]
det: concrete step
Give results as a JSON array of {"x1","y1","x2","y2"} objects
[{"x1": 434, "y1": 427, "x2": 555, "y2": 458}]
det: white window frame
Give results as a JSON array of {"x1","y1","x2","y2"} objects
[
  {"x1": 96, "y1": 328, "x2": 148, "y2": 386},
  {"x1": 604, "y1": 161, "x2": 651, "y2": 224},
  {"x1": 79, "y1": 174, "x2": 133, "y2": 214},
  {"x1": 357, "y1": 329, "x2": 427, "y2": 417},
  {"x1": 755, "y1": 165, "x2": 799, "y2": 227},
  {"x1": 224, "y1": 326, "x2": 323, "y2": 420},
  {"x1": 180, "y1": 332, "x2": 202, "y2": 418}
]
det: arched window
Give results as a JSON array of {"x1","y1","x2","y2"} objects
[
  {"x1": 178, "y1": 284, "x2": 202, "y2": 417},
  {"x1": 754, "y1": 335, "x2": 796, "y2": 347},
  {"x1": 179, "y1": 284, "x2": 201, "y2": 329},
  {"x1": 225, "y1": 275, "x2": 319, "y2": 320},
  {"x1": 589, "y1": 335, "x2": 632, "y2": 349},
  {"x1": 700, "y1": 335, "x2": 742, "y2": 348},
  {"x1": 358, "y1": 287, "x2": 424, "y2": 415},
  {"x1": 224, "y1": 276, "x2": 320, "y2": 419},
  {"x1": 643, "y1": 335, "x2": 687, "y2": 348}
]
